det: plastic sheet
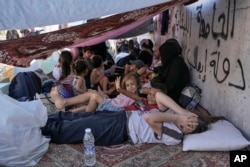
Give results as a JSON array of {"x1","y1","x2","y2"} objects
[{"x1": 0, "y1": 92, "x2": 50, "y2": 166}]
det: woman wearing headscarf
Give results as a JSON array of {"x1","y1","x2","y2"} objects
[{"x1": 150, "y1": 38, "x2": 190, "y2": 103}]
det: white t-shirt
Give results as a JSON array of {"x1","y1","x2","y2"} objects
[
  {"x1": 127, "y1": 109, "x2": 183, "y2": 145},
  {"x1": 114, "y1": 52, "x2": 129, "y2": 64}
]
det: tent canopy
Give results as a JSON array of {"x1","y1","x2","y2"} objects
[
  {"x1": 0, "y1": 0, "x2": 197, "y2": 67},
  {"x1": 0, "y1": 0, "x2": 170, "y2": 30}
]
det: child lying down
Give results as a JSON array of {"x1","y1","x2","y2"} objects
[{"x1": 42, "y1": 86, "x2": 222, "y2": 146}]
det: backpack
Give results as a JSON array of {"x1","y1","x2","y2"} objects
[
  {"x1": 178, "y1": 84, "x2": 202, "y2": 111},
  {"x1": 8, "y1": 71, "x2": 42, "y2": 101}
]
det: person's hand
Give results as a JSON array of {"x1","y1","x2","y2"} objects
[
  {"x1": 180, "y1": 109, "x2": 198, "y2": 118},
  {"x1": 141, "y1": 87, "x2": 150, "y2": 94},
  {"x1": 137, "y1": 66, "x2": 146, "y2": 76},
  {"x1": 124, "y1": 64, "x2": 130, "y2": 73},
  {"x1": 115, "y1": 76, "x2": 121, "y2": 90},
  {"x1": 175, "y1": 114, "x2": 198, "y2": 134},
  {"x1": 55, "y1": 63, "x2": 61, "y2": 67}
]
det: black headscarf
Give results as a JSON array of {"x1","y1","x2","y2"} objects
[
  {"x1": 160, "y1": 38, "x2": 182, "y2": 66},
  {"x1": 151, "y1": 38, "x2": 190, "y2": 102}
]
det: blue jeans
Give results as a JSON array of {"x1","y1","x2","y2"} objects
[{"x1": 42, "y1": 110, "x2": 128, "y2": 146}]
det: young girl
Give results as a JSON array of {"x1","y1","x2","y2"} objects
[
  {"x1": 72, "y1": 59, "x2": 89, "y2": 95},
  {"x1": 50, "y1": 73, "x2": 142, "y2": 112},
  {"x1": 90, "y1": 55, "x2": 115, "y2": 95},
  {"x1": 52, "y1": 50, "x2": 74, "y2": 83},
  {"x1": 52, "y1": 50, "x2": 74, "y2": 110}
]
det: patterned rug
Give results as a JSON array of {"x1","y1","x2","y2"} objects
[{"x1": 36, "y1": 142, "x2": 230, "y2": 167}]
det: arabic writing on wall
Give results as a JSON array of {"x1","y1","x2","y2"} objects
[{"x1": 175, "y1": 0, "x2": 245, "y2": 90}]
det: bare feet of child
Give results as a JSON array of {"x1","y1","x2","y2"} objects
[
  {"x1": 50, "y1": 87, "x2": 66, "y2": 110},
  {"x1": 97, "y1": 86, "x2": 108, "y2": 98}
]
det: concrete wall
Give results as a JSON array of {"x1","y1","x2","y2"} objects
[{"x1": 154, "y1": 0, "x2": 250, "y2": 139}]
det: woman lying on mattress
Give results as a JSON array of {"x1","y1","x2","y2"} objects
[{"x1": 41, "y1": 74, "x2": 223, "y2": 146}]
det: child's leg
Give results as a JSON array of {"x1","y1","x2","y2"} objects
[
  {"x1": 106, "y1": 81, "x2": 116, "y2": 95},
  {"x1": 50, "y1": 87, "x2": 104, "y2": 111},
  {"x1": 101, "y1": 77, "x2": 116, "y2": 95},
  {"x1": 85, "y1": 91, "x2": 105, "y2": 112},
  {"x1": 100, "y1": 76, "x2": 109, "y2": 91}
]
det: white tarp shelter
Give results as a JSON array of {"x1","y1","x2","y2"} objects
[{"x1": 0, "y1": 0, "x2": 170, "y2": 30}]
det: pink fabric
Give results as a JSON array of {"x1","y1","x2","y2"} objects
[{"x1": 111, "y1": 93, "x2": 135, "y2": 108}]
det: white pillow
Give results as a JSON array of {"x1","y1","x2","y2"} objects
[{"x1": 183, "y1": 120, "x2": 250, "y2": 151}]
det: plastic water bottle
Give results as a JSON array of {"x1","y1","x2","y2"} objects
[
  {"x1": 83, "y1": 128, "x2": 96, "y2": 166},
  {"x1": 186, "y1": 97, "x2": 200, "y2": 111}
]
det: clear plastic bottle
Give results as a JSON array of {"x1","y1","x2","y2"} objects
[
  {"x1": 83, "y1": 128, "x2": 96, "y2": 166},
  {"x1": 186, "y1": 97, "x2": 200, "y2": 111}
]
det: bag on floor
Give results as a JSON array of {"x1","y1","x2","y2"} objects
[
  {"x1": 0, "y1": 92, "x2": 50, "y2": 167},
  {"x1": 179, "y1": 84, "x2": 202, "y2": 111},
  {"x1": 8, "y1": 71, "x2": 42, "y2": 101}
]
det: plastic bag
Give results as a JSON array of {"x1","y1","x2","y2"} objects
[
  {"x1": 0, "y1": 91, "x2": 50, "y2": 166},
  {"x1": 178, "y1": 85, "x2": 202, "y2": 111}
]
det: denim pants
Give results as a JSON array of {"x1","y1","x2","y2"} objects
[{"x1": 42, "y1": 110, "x2": 128, "y2": 146}]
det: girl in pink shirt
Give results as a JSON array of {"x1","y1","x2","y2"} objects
[{"x1": 50, "y1": 73, "x2": 141, "y2": 112}]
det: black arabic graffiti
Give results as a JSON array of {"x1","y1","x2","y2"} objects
[
  {"x1": 197, "y1": 4, "x2": 210, "y2": 38},
  {"x1": 185, "y1": 0, "x2": 244, "y2": 90},
  {"x1": 187, "y1": 46, "x2": 207, "y2": 82},
  {"x1": 196, "y1": 0, "x2": 236, "y2": 40},
  {"x1": 178, "y1": 9, "x2": 192, "y2": 36},
  {"x1": 210, "y1": 51, "x2": 229, "y2": 83},
  {"x1": 228, "y1": 59, "x2": 245, "y2": 90},
  {"x1": 187, "y1": 46, "x2": 246, "y2": 91},
  {"x1": 211, "y1": 0, "x2": 236, "y2": 39}
]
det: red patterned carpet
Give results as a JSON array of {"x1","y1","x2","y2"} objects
[{"x1": 36, "y1": 142, "x2": 230, "y2": 167}]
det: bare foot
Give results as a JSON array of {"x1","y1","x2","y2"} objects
[
  {"x1": 50, "y1": 86, "x2": 66, "y2": 110},
  {"x1": 96, "y1": 86, "x2": 108, "y2": 98}
]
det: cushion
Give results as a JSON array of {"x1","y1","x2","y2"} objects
[{"x1": 183, "y1": 120, "x2": 250, "y2": 151}]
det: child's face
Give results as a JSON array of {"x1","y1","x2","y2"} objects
[
  {"x1": 125, "y1": 78, "x2": 138, "y2": 94},
  {"x1": 147, "y1": 88, "x2": 158, "y2": 104},
  {"x1": 83, "y1": 50, "x2": 92, "y2": 58},
  {"x1": 180, "y1": 124, "x2": 197, "y2": 134},
  {"x1": 129, "y1": 64, "x2": 138, "y2": 72}
]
